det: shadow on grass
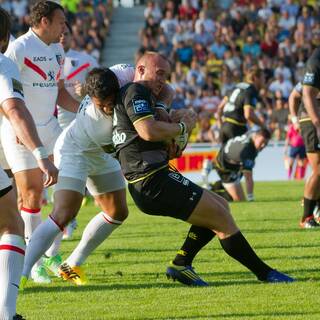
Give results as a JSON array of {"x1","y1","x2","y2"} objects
[{"x1": 146, "y1": 311, "x2": 320, "y2": 319}]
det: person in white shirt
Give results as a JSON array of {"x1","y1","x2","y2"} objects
[
  {"x1": 0, "y1": 7, "x2": 58, "y2": 320},
  {"x1": 20, "y1": 64, "x2": 175, "y2": 288},
  {"x1": 57, "y1": 21, "x2": 99, "y2": 130},
  {"x1": 4, "y1": 1, "x2": 79, "y2": 284}
]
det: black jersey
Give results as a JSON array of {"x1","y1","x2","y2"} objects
[
  {"x1": 113, "y1": 82, "x2": 169, "y2": 182},
  {"x1": 223, "y1": 82, "x2": 259, "y2": 125},
  {"x1": 299, "y1": 48, "x2": 320, "y2": 122},
  {"x1": 216, "y1": 133, "x2": 258, "y2": 173}
]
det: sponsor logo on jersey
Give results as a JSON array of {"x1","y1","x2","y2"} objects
[
  {"x1": 33, "y1": 56, "x2": 47, "y2": 62},
  {"x1": 113, "y1": 129, "x2": 127, "y2": 145},
  {"x1": 48, "y1": 71, "x2": 55, "y2": 81},
  {"x1": 132, "y1": 99, "x2": 150, "y2": 114},
  {"x1": 71, "y1": 59, "x2": 78, "y2": 67},
  {"x1": 12, "y1": 78, "x2": 24, "y2": 97},
  {"x1": 303, "y1": 72, "x2": 315, "y2": 84}
]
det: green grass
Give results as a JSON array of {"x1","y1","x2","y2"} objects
[{"x1": 18, "y1": 181, "x2": 320, "y2": 320}]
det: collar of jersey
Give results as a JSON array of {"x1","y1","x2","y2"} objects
[{"x1": 29, "y1": 28, "x2": 52, "y2": 49}]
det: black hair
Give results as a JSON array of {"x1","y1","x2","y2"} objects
[
  {"x1": 65, "y1": 21, "x2": 72, "y2": 34},
  {"x1": 29, "y1": 1, "x2": 64, "y2": 27},
  {"x1": 0, "y1": 7, "x2": 10, "y2": 43},
  {"x1": 257, "y1": 128, "x2": 271, "y2": 140},
  {"x1": 84, "y1": 68, "x2": 120, "y2": 100}
]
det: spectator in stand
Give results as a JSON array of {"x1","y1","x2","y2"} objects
[
  {"x1": 261, "y1": 31, "x2": 278, "y2": 58},
  {"x1": 196, "y1": 112, "x2": 217, "y2": 143},
  {"x1": 274, "y1": 58, "x2": 292, "y2": 81},
  {"x1": 210, "y1": 35, "x2": 227, "y2": 60},
  {"x1": 157, "y1": 33, "x2": 173, "y2": 57},
  {"x1": 242, "y1": 35, "x2": 261, "y2": 58},
  {"x1": 280, "y1": 0, "x2": 299, "y2": 18},
  {"x1": 178, "y1": 0, "x2": 198, "y2": 20},
  {"x1": 269, "y1": 73, "x2": 293, "y2": 100},
  {"x1": 195, "y1": 9, "x2": 215, "y2": 34},
  {"x1": 144, "y1": 0, "x2": 162, "y2": 24},
  {"x1": 278, "y1": 10, "x2": 296, "y2": 32},
  {"x1": 270, "y1": 93, "x2": 289, "y2": 140},
  {"x1": 160, "y1": 9, "x2": 179, "y2": 43}
]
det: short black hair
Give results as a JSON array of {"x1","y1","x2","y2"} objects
[
  {"x1": 257, "y1": 128, "x2": 271, "y2": 140},
  {"x1": 0, "y1": 7, "x2": 10, "y2": 43},
  {"x1": 84, "y1": 68, "x2": 120, "y2": 100},
  {"x1": 29, "y1": 1, "x2": 64, "y2": 27}
]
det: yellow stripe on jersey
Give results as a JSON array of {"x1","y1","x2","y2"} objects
[
  {"x1": 224, "y1": 117, "x2": 246, "y2": 126},
  {"x1": 128, "y1": 164, "x2": 168, "y2": 184},
  {"x1": 299, "y1": 118, "x2": 312, "y2": 123},
  {"x1": 133, "y1": 114, "x2": 153, "y2": 125}
]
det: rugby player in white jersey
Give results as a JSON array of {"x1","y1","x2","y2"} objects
[
  {"x1": 4, "y1": 1, "x2": 79, "y2": 283},
  {"x1": 57, "y1": 21, "x2": 99, "y2": 240},
  {"x1": 20, "y1": 63, "x2": 176, "y2": 287},
  {"x1": 0, "y1": 8, "x2": 57, "y2": 319}
]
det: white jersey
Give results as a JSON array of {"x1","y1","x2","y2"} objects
[
  {"x1": 64, "y1": 64, "x2": 135, "y2": 152},
  {"x1": 0, "y1": 53, "x2": 25, "y2": 185},
  {"x1": 57, "y1": 49, "x2": 99, "y2": 129},
  {"x1": 5, "y1": 28, "x2": 65, "y2": 126}
]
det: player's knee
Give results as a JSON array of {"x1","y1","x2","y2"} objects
[
  {"x1": 22, "y1": 187, "x2": 43, "y2": 207},
  {"x1": 108, "y1": 204, "x2": 129, "y2": 222},
  {"x1": 51, "y1": 209, "x2": 75, "y2": 228}
]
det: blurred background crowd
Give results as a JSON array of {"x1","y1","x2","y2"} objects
[
  {"x1": 138, "y1": 0, "x2": 320, "y2": 143},
  {"x1": 0, "y1": 0, "x2": 113, "y2": 61},
  {"x1": 1, "y1": 0, "x2": 319, "y2": 144}
]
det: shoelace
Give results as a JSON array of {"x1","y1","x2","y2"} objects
[{"x1": 60, "y1": 264, "x2": 80, "y2": 280}]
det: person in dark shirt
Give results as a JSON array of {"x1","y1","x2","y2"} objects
[
  {"x1": 216, "y1": 67, "x2": 267, "y2": 200},
  {"x1": 214, "y1": 129, "x2": 271, "y2": 201},
  {"x1": 289, "y1": 49, "x2": 320, "y2": 228},
  {"x1": 113, "y1": 51, "x2": 293, "y2": 287}
]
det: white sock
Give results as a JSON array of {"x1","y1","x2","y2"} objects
[
  {"x1": 0, "y1": 234, "x2": 25, "y2": 320},
  {"x1": 22, "y1": 217, "x2": 62, "y2": 277},
  {"x1": 45, "y1": 232, "x2": 63, "y2": 257},
  {"x1": 66, "y1": 212, "x2": 122, "y2": 266},
  {"x1": 20, "y1": 207, "x2": 42, "y2": 245}
]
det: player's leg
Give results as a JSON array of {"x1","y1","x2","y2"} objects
[
  {"x1": 60, "y1": 167, "x2": 128, "y2": 285},
  {"x1": 222, "y1": 181, "x2": 246, "y2": 201},
  {"x1": 299, "y1": 122, "x2": 320, "y2": 228},
  {"x1": 0, "y1": 174, "x2": 25, "y2": 320},
  {"x1": 21, "y1": 185, "x2": 84, "y2": 283},
  {"x1": 187, "y1": 188, "x2": 293, "y2": 282},
  {"x1": 300, "y1": 152, "x2": 320, "y2": 227}
]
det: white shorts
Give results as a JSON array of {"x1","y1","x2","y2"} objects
[
  {"x1": 54, "y1": 131, "x2": 125, "y2": 196},
  {"x1": 1, "y1": 117, "x2": 62, "y2": 173},
  {"x1": 0, "y1": 166, "x2": 11, "y2": 192}
]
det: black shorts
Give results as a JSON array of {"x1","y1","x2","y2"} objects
[
  {"x1": 128, "y1": 168, "x2": 203, "y2": 221},
  {"x1": 220, "y1": 122, "x2": 247, "y2": 144},
  {"x1": 300, "y1": 121, "x2": 320, "y2": 153}
]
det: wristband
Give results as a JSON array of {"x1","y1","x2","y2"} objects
[
  {"x1": 178, "y1": 122, "x2": 186, "y2": 135},
  {"x1": 291, "y1": 116, "x2": 298, "y2": 124},
  {"x1": 32, "y1": 146, "x2": 48, "y2": 160}
]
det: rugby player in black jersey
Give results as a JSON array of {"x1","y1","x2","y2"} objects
[
  {"x1": 113, "y1": 52, "x2": 293, "y2": 286},
  {"x1": 288, "y1": 48, "x2": 320, "y2": 228},
  {"x1": 214, "y1": 129, "x2": 270, "y2": 201},
  {"x1": 216, "y1": 67, "x2": 267, "y2": 201}
]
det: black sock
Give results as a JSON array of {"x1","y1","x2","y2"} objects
[
  {"x1": 173, "y1": 225, "x2": 216, "y2": 266},
  {"x1": 302, "y1": 198, "x2": 317, "y2": 221},
  {"x1": 219, "y1": 231, "x2": 272, "y2": 281}
]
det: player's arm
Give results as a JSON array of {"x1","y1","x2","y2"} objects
[
  {"x1": 288, "y1": 84, "x2": 302, "y2": 130},
  {"x1": 57, "y1": 79, "x2": 79, "y2": 112},
  {"x1": 1, "y1": 98, "x2": 58, "y2": 186},
  {"x1": 216, "y1": 96, "x2": 228, "y2": 127}
]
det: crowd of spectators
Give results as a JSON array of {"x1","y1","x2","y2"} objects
[
  {"x1": 138, "y1": 0, "x2": 320, "y2": 143},
  {"x1": 0, "y1": 0, "x2": 113, "y2": 61}
]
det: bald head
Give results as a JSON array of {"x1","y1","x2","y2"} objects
[{"x1": 134, "y1": 51, "x2": 171, "y2": 96}]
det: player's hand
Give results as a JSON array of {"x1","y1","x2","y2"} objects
[
  {"x1": 74, "y1": 81, "x2": 84, "y2": 98},
  {"x1": 167, "y1": 140, "x2": 182, "y2": 160},
  {"x1": 37, "y1": 158, "x2": 59, "y2": 187},
  {"x1": 180, "y1": 110, "x2": 197, "y2": 133}
]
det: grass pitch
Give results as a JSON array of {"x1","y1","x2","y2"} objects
[{"x1": 18, "y1": 181, "x2": 320, "y2": 320}]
